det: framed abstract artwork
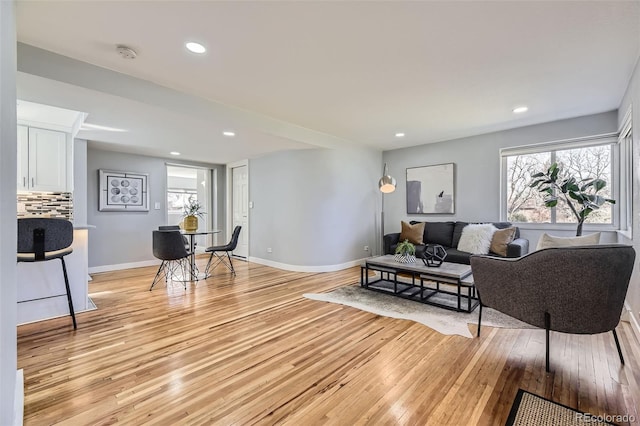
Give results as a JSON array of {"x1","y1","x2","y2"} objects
[
  {"x1": 406, "y1": 163, "x2": 455, "y2": 214},
  {"x1": 99, "y1": 169, "x2": 149, "y2": 211}
]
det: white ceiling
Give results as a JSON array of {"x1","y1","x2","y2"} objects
[{"x1": 15, "y1": 1, "x2": 640, "y2": 164}]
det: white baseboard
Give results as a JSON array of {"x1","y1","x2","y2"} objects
[
  {"x1": 14, "y1": 369, "x2": 23, "y2": 426},
  {"x1": 624, "y1": 300, "x2": 640, "y2": 341},
  {"x1": 89, "y1": 259, "x2": 161, "y2": 274},
  {"x1": 248, "y1": 256, "x2": 366, "y2": 273}
]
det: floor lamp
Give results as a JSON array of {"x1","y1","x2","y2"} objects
[{"x1": 379, "y1": 163, "x2": 396, "y2": 255}]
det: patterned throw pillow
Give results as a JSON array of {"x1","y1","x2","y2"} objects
[
  {"x1": 489, "y1": 227, "x2": 516, "y2": 256},
  {"x1": 399, "y1": 221, "x2": 425, "y2": 245},
  {"x1": 457, "y1": 224, "x2": 497, "y2": 255}
]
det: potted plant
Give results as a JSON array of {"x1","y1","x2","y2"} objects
[
  {"x1": 530, "y1": 162, "x2": 615, "y2": 236},
  {"x1": 182, "y1": 196, "x2": 205, "y2": 232},
  {"x1": 394, "y1": 239, "x2": 416, "y2": 263}
]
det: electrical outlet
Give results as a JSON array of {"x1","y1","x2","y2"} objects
[
  {"x1": 364, "y1": 245, "x2": 369, "y2": 251},
  {"x1": 267, "y1": 247, "x2": 272, "y2": 253}
]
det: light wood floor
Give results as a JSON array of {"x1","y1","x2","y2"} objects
[{"x1": 18, "y1": 257, "x2": 640, "y2": 425}]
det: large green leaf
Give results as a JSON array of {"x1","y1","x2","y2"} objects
[
  {"x1": 579, "y1": 207, "x2": 594, "y2": 219},
  {"x1": 568, "y1": 191, "x2": 585, "y2": 202},
  {"x1": 592, "y1": 179, "x2": 606, "y2": 192}
]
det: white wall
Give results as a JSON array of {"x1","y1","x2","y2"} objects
[
  {"x1": 617, "y1": 55, "x2": 640, "y2": 334},
  {"x1": 73, "y1": 138, "x2": 87, "y2": 224},
  {"x1": 249, "y1": 146, "x2": 381, "y2": 269},
  {"x1": 87, "y1": 147, "x2": 225, "y2": 269},
  {"x1": 382, "y1": 111, "x2": 619, "y2": 246},
  {"x1": 0, "y1": 1, "x2": 18, "y2": 423}
]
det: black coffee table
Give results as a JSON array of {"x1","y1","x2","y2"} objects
[{"x1": 360, "y1": 255, "x2": 478, "y2": 313}]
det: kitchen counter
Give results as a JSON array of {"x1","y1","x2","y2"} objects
[{"x1": 17, "y1": 224, "x2": 94, "y2": 325}]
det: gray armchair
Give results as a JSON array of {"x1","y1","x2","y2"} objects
[{"x1": 470, "y1": 245, "x2": 635, "y2": 372}]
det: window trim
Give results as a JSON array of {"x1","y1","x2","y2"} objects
[
  {"x1": 618, "y1": 106, "x2": 633, "y2": 238},
  {"x1": 500, "y1": 132, "x2": 619, "y2": 230}
]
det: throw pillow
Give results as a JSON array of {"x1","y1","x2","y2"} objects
[
  {"x1": 399, "y1": 221, "x2": 425, "y2": 245},
  {"x1": 536, "y1": 232, "x2": 601, "y2": 250},
  {"x1": 489, "y1": 227, "x2": 516, "y2": 256},
  {"x1": 457, "y1": 224, "x2": 497, "y2": 255}
]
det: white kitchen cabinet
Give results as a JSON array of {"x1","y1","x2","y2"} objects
[
  {"x1": 17, "y1": 125, "x2": 29, "y2": 190},
  {"x1": 17, "y1": 125, "x2": 72, "y2": 192}
]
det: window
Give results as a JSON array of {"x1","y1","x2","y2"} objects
[
  {"x1": 167, "y1": 190, "x2": 197, "y2": 217},
  {"x1": 501, "y1": 134, "x2": 618, "y2": 227}
]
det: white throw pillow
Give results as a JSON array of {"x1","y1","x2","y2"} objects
[
  {"x1": 536, "y1": 232, "x2": 601, "y2": 250},
  {"x1": 457, "y1": 224, "x2": 497, "y2": 254}
]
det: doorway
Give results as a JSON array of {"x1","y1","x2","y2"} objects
[
  {"x1": 166, "y1": 164, "x2": 213, "y2": 250},
  {"x1": 227, "y1": 160, "x2": 249, "y2": 258}
]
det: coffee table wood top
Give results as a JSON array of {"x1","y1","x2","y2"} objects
[{"x1": 365, "y1": 255, "x2": 472, "y2": 280}]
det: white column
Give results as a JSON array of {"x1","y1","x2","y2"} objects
[{"x1": 0, "y1": 0, "x2": 19, "y2": 424}]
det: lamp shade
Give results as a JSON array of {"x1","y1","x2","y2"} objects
[
  {"x1": 379, "y1": 163, "x2": 396, "y2": 193},
  {"x1": 379, "y1": 175, "x2": 396, "y2": 193}
]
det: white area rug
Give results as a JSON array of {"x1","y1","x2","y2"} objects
[{"x1": 304, "y1": 285, "x2": 535, "y2": 338}]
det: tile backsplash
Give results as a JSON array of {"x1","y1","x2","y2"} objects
[{"x1": 17, "y1": 192, "x2": 73, "y2": 220}]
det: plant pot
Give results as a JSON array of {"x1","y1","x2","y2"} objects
[
  {"x1": 183, "y1": 215, "x2": 198, "y2": 232},
  {"x1": 394, "y1": 253, "x2": 416, "y2": 263}
]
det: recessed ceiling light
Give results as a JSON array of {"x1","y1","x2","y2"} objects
[
  {"x1": 186, "y1": 42, "x2": 206, "y2": 54},
  {"x1": 223, "y1": 131, "x2": 235, "y2": 137},
  {"x1": 170, "y1": 151, "x2": 181, "y2": 156},
  {"x1": 395, "y1": 132, "x2": 405, "y2": 138},
  {"x1": 513, "y1": 106, "x2": 528, "y2": 114}
]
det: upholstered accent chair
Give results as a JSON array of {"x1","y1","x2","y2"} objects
[{"x1": 470, "y1": 245, "x2": 635, "y2": 372}]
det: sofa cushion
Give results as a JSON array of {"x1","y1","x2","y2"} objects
[
  {"x1": 457, "y1": 224, "x2": 496, "y2": 255},
  {"x1": 489, "y1": 227, "x2": 517, "y2": 256},
  {"x1": 536, "y1": 232, "x2": 601, "y2": 250},
  {"x1": 423, "y1": 221, "x2": 455, "y2": 247},
  {"x1": 452, "y1": 222, "x2": 468, "y2": 248},
  {"x1": 399, "y1": 221, "x2": 425, "y2": 245},
  {"x1": 492, "y1": 221, "x2": 519, "y2": 239},
  {"x1": 441, "y1": 248, "x2": 472, "y2": 265}
]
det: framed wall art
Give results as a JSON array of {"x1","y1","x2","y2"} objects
[
  {"x1": 99, "y1": 169, "x2": 149, "y2": 211},
  {"x1": 406, "y1": 163, "x2": 455, "y2": 214}
]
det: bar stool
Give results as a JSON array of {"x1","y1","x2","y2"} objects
[{"x1": 17, "y1": 218, "x2": 77, "y2": 329}]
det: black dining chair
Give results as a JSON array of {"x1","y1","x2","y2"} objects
[
  {"x1": 204, "y1": 226, "x2": 242, "y2": 277},
  {"x1": 17, "y1": 218, "x2": 77, "y2": 329},
  {"x1": 150, "y1": 230, "x2": 194, "y2": 290},
  {"x1": 158, "y1": 225, "x2": 192, "y2": 250}
]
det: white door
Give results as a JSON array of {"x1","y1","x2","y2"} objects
[{"x1": 232, "y1": 165, "x2": 249, "y2": 258}]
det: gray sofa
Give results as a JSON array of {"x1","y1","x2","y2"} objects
[{"x1": 383, "y1": 221, "x2": 529, "y2": 264}]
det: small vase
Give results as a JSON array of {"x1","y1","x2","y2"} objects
[{"x1": 183, "y1": 215, "x2": 198, "y2": 231}]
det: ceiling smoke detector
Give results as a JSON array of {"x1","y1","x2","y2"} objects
[{"x1": 116, "y1": 45, "x2": 137, "y2": 60}]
